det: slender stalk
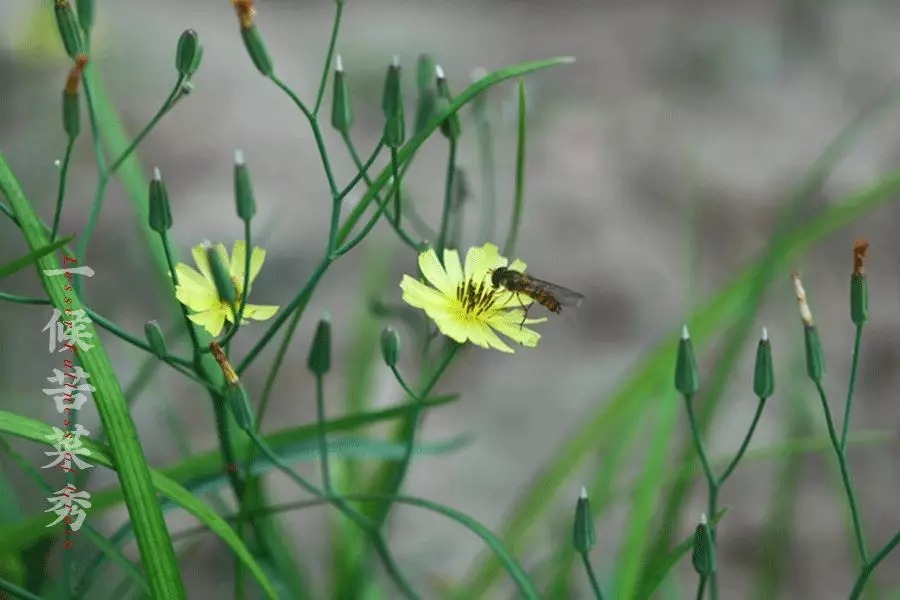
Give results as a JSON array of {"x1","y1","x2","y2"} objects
[
  {"x1": 315, "y1": 373, "x2": 331, "y2": 492},
  {"x1": 814, "y1": 381, "x2": 869, "y2": 562},
  {"x1": 696, "y1": 576, "x2": 708, "y2": 600},
  {"x1": 840, "y1": 325, "x2": 864, "y2": 451},
  {"x1": 503, "y1": 78, "x2": 527, "y2": 257},
  {"x1": 436, "y1": 138, "x2": 458, "y2": 261},
  {"x1": 218, "y1": 220, "x2": 253, "y2": 350},
  {"x1": 848, "y1": 531, "x2": 900, "y2": 599},
  {"x1": 685, "y1": 394, "x2": 719, "y2": 600},
  {"x1": 51, "y1": 140, "x2": 75, "y2": 241},
  {"x1": 579, "y1": 552, "x2": 605, "y2": 600},
  {"x1": 390, "y1": 148, "x2": 403, "y2": 225},
  {"x1": 718, "y1": 397, "x2": 767, "y2": 485},
  {"x1": 473, "y1": 87, "x2": 497, "y2": 244},
  {"x1": 312, "y1": 0, "x2": 345, "y2": 116}
]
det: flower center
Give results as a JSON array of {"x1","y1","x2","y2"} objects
[{"x1": 456, "y1": 277, "x2": 498, "y2": 316}]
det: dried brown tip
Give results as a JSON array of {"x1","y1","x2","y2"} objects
[
  {"x1": 210, "y1": 341, "x2": 240, "y2": 385},
  {"x1": 792, "y1": 271, "x2": 814, "y2": 326},
  {"x1": 232, "y1": 0, "x2": 256, "y2": 29},
  {"x1": 853, "y1": 239, "x2": 869, "y2": 275},
  {"x1": 56, "y1": 0, "x2": 70, "y2": 8},
  {"x1": 64, "y1": 54, "x2": 89, "y2": 96}
]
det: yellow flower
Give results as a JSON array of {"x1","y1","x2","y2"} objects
[
  {"x1": 174, "y1": 241, "x2": 279, "y2": 336},
  {"x1": 400, "y1": 243, "x2": 546, "y2": 353}
]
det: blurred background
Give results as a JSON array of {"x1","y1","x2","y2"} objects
[{"x1": 2, "y1": 0, "x2": 900, "y2": 598}]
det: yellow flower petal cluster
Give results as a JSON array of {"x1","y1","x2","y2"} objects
[
  {"x1": 174, "y1": 241, "x2": 278, "y2": 336},
  {"x1": 400, "y1": 243, "x2": 546, "y2": 353}
]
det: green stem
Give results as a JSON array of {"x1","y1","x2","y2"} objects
[
  {"x1": 848, "y1": 531, "x2": 900, "y2": 599},
  {"x1": 473, "y1": 88, "x2": 496, "y2": 244},
  {"x1": 391, "y1": 147, "x2": 403, "y2": 225},
  {"x1": 312, "y1": 0, "x2": 344, "y2": 116},
  {"x1": 685, "y1": 394, "x2": 719, "y2": 600},
  {"x1": 336, "y1": 137, "x2": 385, "y2": 202},
  {"x1": 814, "y1": 381, "x2": 869, "y2": 562},
  {"x1": 315, "y1": 374, "x2": 331, "y2": 492},
  {"x1": 696, "y1": 575, "x2": 708, "y2": 600},
  {"x1": 436, "y1": 138, "x2": 458, "y2": 261},
  {"x1": 840, "y1": 325, "x2": 864, "y2": 451},
  {"x1": 51, "y1": 139, "x2": 76, "y2": 241},
  {"x1": 579, "y1": 552, "x2": 605, "y2": 600},
  {"x1": 503, "y1": 78, "x2": 527, "y2": 257},
  {"x1": 718, "y1": 397, "x2": 767, "y2": 485}
]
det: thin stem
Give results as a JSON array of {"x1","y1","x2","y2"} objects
[
  {"x1": 503, "y1": 78, "x2": 527, "y2": 257},
  {"x1": 814, "y1": 380, "x2": 869, "y2": 562},
  {"x1": 579, "y1": 552, "x2": 605, "y2": 600},
  {"x1": 718, "y1": 397, "x2": 767, "y2": 485},
  {"x1": 390, "y1": 148, "x2": 402, "y2": 224},
  {"x1": 388, "y1": 343, "x2": 461, "y2": 498},
  {"x1": 696, "y1": 575, "x2": 708, "y2": 600},
  {"x1": 684, "y1": 394, "x2": 719, "y2": 600},
  {"x1": 849, "y1": 531, "x2": 900, "y2": 599},
  {"x1": 473, "y1": 90, "x2": 496, "y2": 244},
  {"x1": 159, "y1": 234, "x2": 202, "y2": 358},
  {"x1": 268, "y1": 75, "x2": 339, "y2": 197},
  {"x1": 336, "y1": 137, "x2": 385, "y2": 202},
  {"x1": 436, "y1": 138, "x2": 458, "y2": 261},
  {"x1": 313, "y1": 0, "x2": 344, "y2": 116},
  {"x1": 315, "y1": 374, "x2": 331, "y2": 492},
  {"x1": 841, "y1": 325, "x2": 864, "y2": 451},
  {"x1": 51, "y1": 140, "x2": 76, "y2": 241}
]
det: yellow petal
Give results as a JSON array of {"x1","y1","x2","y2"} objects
[
  {"x1": 241, "y1": 303, "x2": 279, "y2": 321},
  {"x1": 191, "y1": 244, "x2": 215, "y2": 284},
  {"x1": 248, "y1": 246, "x2": 266, "y2": 284},
  {"x1": 508, "y1": 259, "x2": 527, "y2": 272},
  {"x1": 465, "y1": 243, "x2": 506, "y2": 285},
  {"x1": 187, "y1": 309, "x2": 227, "y2": 336},
  {"x1": 430, "y1": 312, "x2": 471, "y2": 344},
  {"x1": 400, "y1": 275, "x2": 451, "y2": 311},
  {"x1": 175, "y1": 284, "x2": 220, "y2": 312},
  {"x1": 443, "y1": 249, "x2": 464, "y2": 287},
  {"x1": 418, "y1": 248, "x2": 453, "y2": 295},
  {"x1": 230, "y1": 240, "x2": 247, "y2": 278},
  {"x1": 490, "y1": 312, "x2": 542, "y2": 347},
  {"x1": 477, "y1": 322, "x2": 515, "y2": 353}
]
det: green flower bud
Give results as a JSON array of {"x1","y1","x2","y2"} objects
[
  {"x1": 675, "y1": 325, "x2": 700, "y2": 396},
  {"x1": 330, "y1": 55, "x2": 354, "y2": 133},
  {"x1": 76, "y1": 0, "x2": 94, "y2": 35},
  {"x1": 851, "y1": 240, "x2": 869, "y2": 327},
  {"x1": 572, "y1": 486, "x2": 596, "y2": 553},
  {"x1": 240, "y1": 26, "x2": 274, "y2": 77},
  {"x1": 307, "y1": 317, "x2": 332, "y2": 376},
  {"x1": 233, "y1": 150, "x2": 256, "y2": 222},
  {"x1": 54, "y1": 1, "x2": 84, "y2": 59},
  {"x1": 225, "y1": 383, "x2": 255, "y2": 431},
  {"x1": 62, "y1": 90, "x2": 80, "y2": 141},
  {"x1": 144, "y1": 320, "x2": 167, "y2": 359},
  {"x1": 176, "y1": 29, "x2": 204, "y2": 78},
  {"x1": 206, "y1": 242, "x2": 237, "y2": 304},
  {"x1": 380, "y1": 327, "x2": 400, "y2": 367},
  {"x1": 416, "y1": 54, "x2": 436, "y2": 93},
  {"x1": 414, "y1": 88, "x2": 437, "y2": 136},
  {"x1": 382, "y1": 56, "x2": 402, "y2": 119},
  {"x1": 148, "y1": 167, "x2": 173, "y2": 233},
  {"x1": 435, "y1": 65, "x2": 461, "y2": 141},
  {"x1": 804, "y1": 324, "x2": 825, "y2": 383},
  {"x1": 692, "y1": 514, "x2": 716, "y2": 576},
  {"x1": 753, "y1": 328, "x2": 774, "y2": 399}
]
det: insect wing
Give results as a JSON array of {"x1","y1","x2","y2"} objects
[{"x1": 526, "y1": 275, "x2": 584, "y2": 307}]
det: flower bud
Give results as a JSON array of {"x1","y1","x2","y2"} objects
[
  {"x1": 675, "y1": 325, "x2": 700, "y2": 396},
  {"x1": 753, "y1": 327, "x2": 774, "y2": 399},
  {"x1": 76, "y1": 0, "x2": 94, "y2": 35},
  {"x1": 691, "y1": 514, "x2": 716, "y2": 576},
  {"x1": 380, "y1": 327, "x2": 400, "y2": 367},
  {"x1": 206, "y1": 243, "x2": 237, "y2": 305},
  {"x1": 330, "y1": 55, "x2": 354, "y2": 134},
  {"x1": 240, "y1": 27, "x2": 274, "y2": 77},
  {"x1": 572, "y1": 486, "x2": 596, "y2": 553},
  {"x1": 307, "y1": 317, "x2": 332, "y2": 376},
  {"x1": 148, "y1": 167, "x2": 173, "y2": 233},
  {"x1": 54, "y1": 1, "x2": 84, "y2": 59},
  {"x1": 804, "y1": 324, "x2": 825, "y2": 383},
  {"x1": 850, "y1": 240, "x2": 869, "y2": 327},
  {"x1": 382, "y1": 57, "x2": 405, "y2": 148},
  {"x1": 176, "y1": 29, "x2": 204, "y2": 78},
  {"x1": 144, "y1": 320, "x2": 167, "y2": 359},
  {"x1": 233, "y1": 150, "x2": 256, "y2": 222},
  {"x1": 225, "y1": 383, "x2": 254, "y2": 431},
  {"x1": 435, "y1": 65, "x2": 461, "y2": 141}
]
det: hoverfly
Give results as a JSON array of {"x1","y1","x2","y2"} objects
[{"x1": 490, "y1": 266, "x2": 584, "y2": 324}]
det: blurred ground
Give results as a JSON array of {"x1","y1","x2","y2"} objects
[{"x1": 2, "y1": 0, "x2": 900, "y2": 598}]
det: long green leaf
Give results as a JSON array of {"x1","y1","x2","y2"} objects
[
  {"x1": 0, "y1": 153, "x2": 190, "y2": 599},
  {"x1": 0, "y1": 410, "x2": 277, "y2": 598},
  {"x1": 0, "y1": 235, "x2": 74, "y2": 280}
]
